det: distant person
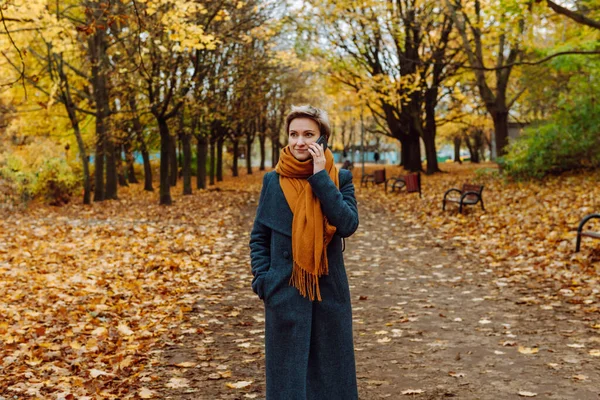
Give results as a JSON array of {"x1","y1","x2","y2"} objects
[
  {"x1": 374, "y1": 151, "x2": 380, "y2": 164},
  {"x1": 342, "y1": 159, "x2": 354, "y2": 170},
  {"x1": 250, "y1": 105, "x2": 359, "y2": 399}
]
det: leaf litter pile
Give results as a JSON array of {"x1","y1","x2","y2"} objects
[
  {"x1": 363, "y1": 163, "x2": 600, "y2": 306},
  {"x1": 1, "y1": 163, "x2": 599, "y2": 398},
  {"x1": 0, "y1": 175, "x2": 262, "y2": 398}
]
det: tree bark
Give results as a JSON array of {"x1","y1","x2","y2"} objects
[
  {"x1": 232, "y1": 139, "x2": 239, "y2": 177},
  {"x1": 246, "y1": 132, "x2": 253, "y2": 175},
  {"x1": 209, "y1": 136, "x2": 216, "y2": 186},
  {"x1": 259, "y1": 134, "x2": 266, "y2": 171},
  {"x1": 105, "y1": 134, "x2": 118, "y2": 198},
  {"x1": 197, "y1": 134, "x2": 207, "y2": 189},
  {"x1": 216, "y1": 136, "x2": 224, "y2": 182},
  {"x1": 129, "y1": 96, "x2": 152, "y2": 191},
  {"x1": 492, "y1": 110, "x2": 509, "y2": 158},
  {"x1": 182, "y1": 131, "x2": 192, "y2": 195},
  {"x1": 454, "y1": 137, "x2": 462, "y2": 163},
  {"x1": 158, "y1": 118, "x2": 172, "y2": 205},
  {"x1": 169, "y1": 133, "x2": 178, "y2": 187}
]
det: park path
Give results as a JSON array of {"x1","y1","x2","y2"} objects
[{"x1": 155, "y1": 180, "x2": 600, "y2": 399}]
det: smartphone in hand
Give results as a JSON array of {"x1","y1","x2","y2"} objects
[{"x1": 315, "y1": 135, "x2": 328, "y2": 151}]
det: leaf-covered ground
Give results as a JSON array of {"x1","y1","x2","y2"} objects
[{"x1": 1, "y1": 164, "x2": 599, "y2": 399}]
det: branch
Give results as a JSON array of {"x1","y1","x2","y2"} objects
[
  {"x1": 469, "y1": 50, "x2": 600, "y2": 70},
  {"x1": 542, "y1": 0, "x2": 600, "y2": 30},
  {"x1": 0, "y1": 8, "x2": 26, "y2": 93}
]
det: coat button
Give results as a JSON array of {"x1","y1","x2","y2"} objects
[{"x1": 283, "y1": 251, "x2": 290, "y2": 259}]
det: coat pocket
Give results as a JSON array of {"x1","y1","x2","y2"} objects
[{"x1": 262, "y1": 267, "x2": 276, "y2": 302}]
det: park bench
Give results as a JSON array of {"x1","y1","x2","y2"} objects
[
  {"x1": 576, "y1": 213, "x2": 600, "y2": 252},
  {"x1": 387, "y1": 173, "x2": 421, "y2": 198},
  {"x1": 361, "y1": 169, "x2": 386, "y2": 188},
  {"x1": 442, "y1": 183, "x2": 485, "y2": 213}
]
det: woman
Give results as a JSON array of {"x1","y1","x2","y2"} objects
[{"x1": 249, "y1": 105, "x2": 359, "y2": 399}]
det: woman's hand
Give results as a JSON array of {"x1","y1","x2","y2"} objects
[{"x1": 308, "y1": 142, "x2": 326, "y2": 174}]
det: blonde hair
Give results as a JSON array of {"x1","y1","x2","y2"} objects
[{"x1": 285, "y1": 105, "x2": 331, "y2": 138}]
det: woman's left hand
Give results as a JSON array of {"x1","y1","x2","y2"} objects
[{"x1": 308, "y1": 143, "x2": 326, "y2": 174}]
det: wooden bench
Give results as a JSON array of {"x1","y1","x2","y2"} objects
[
  {"x1": 387, "y1": 173, "x2": 421, "y2": 198},
  {"x1": 361, "y1": 169, "x2": 386, "y2": 188},
  {"x1": 576, "y1": 213, "x2": 600, "y2": 252},
  {"x1": 443, "y1": 183, "x2": 484, "y2": 213}
]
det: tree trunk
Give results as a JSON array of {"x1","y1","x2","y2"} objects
[
  {"x1": 259, "y1": 134, "x2": 266, "y2": 171},
  {"x1": 271, "y1": 137, "x2": 280, "y2": 167},
  {"x1": 65, "y1": 100, "x2": 91, "y2": 204},
  {"x1": 182, "y1": 132, "x2": 192, "y2": 195},
  {"x1": 197, "y1": 134, "x2": 207, "y2": 189},
  {"x1": 404, "y1": 134, "x2": 422, "y2": 172},
  {"x1": 232, "y1": 139, "x2": 239, "y2": 177},
  {"x1": 216, "y1": 137, "x2": 224, "y2": 182},
  {"x1": 105, "y1": 135, "x2": 118, "y2": 199},
  {"x1": 158, "y1": 118, "x2": 172, "y2": 205},
  {"x1": 129, "y1": 95, "x2": 152, "y2": 191},
  {"x1": 93, "y1": 127, "x2": 105, "y2": 202},
  {"x1": 454, "y1": 137, "x2": 462, "y2": 163},
  {"x1": 169, "y1": 134, "x2": 177, "y2": 187},
  {"x1": 493, "y1": 110, "x2": 509, "y2": 158},
  {"x1": 246, "y1": 133, "x2": 253, "y2": 175},
  {"x1": 209, "y1": 136, "x2": 216, "y2": 186}
]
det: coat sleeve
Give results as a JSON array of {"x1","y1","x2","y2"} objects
[
  {"x1": 249, "y1": 173, "x2": 272, "y2": 299},
  {"x1": 308, "y1": 169, "x2": 359, "y2": 238}
]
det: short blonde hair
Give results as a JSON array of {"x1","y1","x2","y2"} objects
[{"x1": 285, "y1": 105, "x2": 331, "y2": 138}]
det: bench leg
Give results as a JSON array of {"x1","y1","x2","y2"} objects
[
  {"x1": 459, "y1": 201, "x2": 463, "y2": 214},
  {"x1": 480, "y1": 199, "x2": 485, "y2": 211},
  {"x1": 576, "y1": 232, "x2": 582, "y2": 252},
  {"x1": 442, "y1": 199, "x2": 446, "y2": 211}
]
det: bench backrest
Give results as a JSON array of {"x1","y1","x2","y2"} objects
[
  {"x1": 404, "y1": 173, "x2": 421, "y2": 193},
  {"x1": 462, "y1": 183, "x2": 483, "y2": 201},
  {"x1": 373, "y1": 169, "x2": 386, "y2": 184}
]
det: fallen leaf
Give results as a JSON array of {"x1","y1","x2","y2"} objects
[
  {"x1": 89, "y1": 369, "x2": 110, "y2": 378},
  {"x1": 166, "y1": 377, "x2": 189, "y2": 389},
  {"x1": 226, "y1": 381, "x2": 253, "y2": 389},
  {"x1": 589, "y1": 349, "x2": 600, "y2": 357},
  {"x1": 139, "y1": 387, "x2": 154, "y2": 399},
  {"x1": 573, "y1": 374, "x2": 588, "y2": 381},
  {"x1": 175, "y1": 361, "x2": 197, "y2": 368},
  {"x1": 402, "y1": 389, "x2": 425, "y2": 395},
  {"x1": 518, "y1": 346, "x2": 539, "y2": 355},
  {"x1": 518, "y1": 391, "x2": 538, "y2": 397}
]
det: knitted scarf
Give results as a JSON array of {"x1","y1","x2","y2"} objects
[{"x1": 275, "y1": 145, "x2": 339, "y2": 301}]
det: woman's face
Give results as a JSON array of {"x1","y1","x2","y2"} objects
[{"x1": 288, "y1": 117, "x2": 321, "y2": 161}]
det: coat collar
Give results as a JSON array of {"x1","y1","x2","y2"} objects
[{"x1": 255, "y1": 173, "x2": 293, "y2": 237}]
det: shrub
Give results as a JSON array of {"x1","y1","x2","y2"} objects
[
  {"x1": 31, "y1": 158, "x2": 81, "y2": 205},
  {"x1": 503, "y1": 99, "x2": 600, "y2": 179}
]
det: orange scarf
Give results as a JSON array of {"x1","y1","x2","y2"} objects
[{"x1": 275, "y1": 146, "x2": 339, "y2": 301}]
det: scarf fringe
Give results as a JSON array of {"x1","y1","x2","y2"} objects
[{"x1": 290, "y1": 262, "x2": 322, "y2": 302}]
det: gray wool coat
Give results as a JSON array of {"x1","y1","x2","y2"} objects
[{"x1": 249, "y1": 169, "x2": 359, "y2": 400}]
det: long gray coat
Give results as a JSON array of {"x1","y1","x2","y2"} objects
[{"x1": 249, "y1": 169, "x2": 359, "y2": 400}]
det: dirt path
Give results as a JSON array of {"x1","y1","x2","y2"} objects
[{"x1": 154, "y1": 187, "x2": 600, "y2": 399}]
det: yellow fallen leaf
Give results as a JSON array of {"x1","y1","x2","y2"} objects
[
  {"x1": 573, "y1": 374, "x2": 588, "y2": 381},
  {"x1": 139, "y1": 387, "x2": 154, "y2": 398},
  {"x1": 518, "y1": 346, "x2": 539, "y2": 355},
  {"x1": 226, "y1": 381, "x2": 253, "y2": 389},
  {"x1": 175, "y1": 361, "x2": 196, "y2": 368},
  {"x1": 589, "y1": 349, "x2": 600, "y2": 357}
]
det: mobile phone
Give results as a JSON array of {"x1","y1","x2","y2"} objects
[{"x1": 315, "y1": 135, "x2": 328, "y2": 151}]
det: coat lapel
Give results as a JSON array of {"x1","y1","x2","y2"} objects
[{"x1": 256, "y1": 173, "x2": 293, "y2": 237}]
